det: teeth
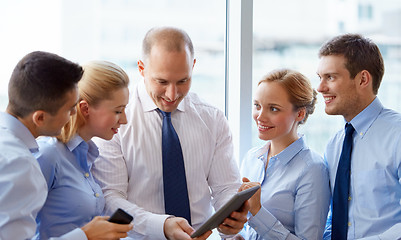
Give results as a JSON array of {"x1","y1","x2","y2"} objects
[
  {"x1": 324, "y1": 96, "x2": 335, "y2": 101},
  {"x1": 163, "y1": 98, "x2": 176, "y2": 103},
  {"x1": 259, "y1": 125, "x2": 269, "y2": 129}
]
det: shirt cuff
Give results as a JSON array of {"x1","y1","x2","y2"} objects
[
  {"x1": 248, "y1": 207, "x2": 277, "y2": 236},
  {"x1": 52, "y1": 228, "x2": 87, "y2": 240},
  {"x1": 248, "y1": 206, "x2": 289, "y2": 239},
  {"x1": 145, "y1": 214, "x2": 171, "y2": 239}
]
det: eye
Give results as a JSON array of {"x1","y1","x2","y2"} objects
[
  {"x1": 253, "y1": 103, "x2": 261, "y2": 110},
  {"x1": 271, "y1": 107, "x2": 279, "y2": 112},
  {"x1": 178, "y1": 79, "x2": 188, "y2": 84},
  {"x1": 156, "y1": 79, "x2": 168, "y2": 85}
]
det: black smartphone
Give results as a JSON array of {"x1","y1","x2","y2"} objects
[{"x1": 108, "y1": 208, "x2": 133, "y2": 224}]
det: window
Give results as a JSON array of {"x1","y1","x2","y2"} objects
[
  {"x1": 250, "y1": 0, "x2": 401, "y2": 158},
  {"x1": 0, "y1": 0, "x2": 226, "y2": 112}
]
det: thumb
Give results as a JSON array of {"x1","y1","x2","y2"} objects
[
  {"x1": 242, "y1": 177, "x2": 250, "y2": 183},
  {"x1": 177, "y1": 218, "x2": 194, "y2": 235}
]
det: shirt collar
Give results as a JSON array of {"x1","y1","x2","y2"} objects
[
  {"x1": 66, "y1": 134, "x2": 99, "y2": 164},
  {"x1": 0, "y1": 112, "x2": 38, "y2": 153},
  {"x1": 349, "y1": 97, "x2": 382, "y2": 139},
  {"x1": 256, "y1": 134, "x2": 307, "y2": 166},
  {"x1": 137, "y1": 80, "x2": 186, "y2": 113}
]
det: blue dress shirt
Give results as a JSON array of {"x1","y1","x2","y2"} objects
[
  {"x1": 33, "y1": 135, "x2": 105, "y2": 239},
  {"x1": 323, "y1": 97, "x2": 401, "y2": 240},
  {"x1": 239, "y1": 135, "x2": 330, "y2": 240},
  {"x1": 0, "y1": 112, "x2": 47, "y2": 239}
]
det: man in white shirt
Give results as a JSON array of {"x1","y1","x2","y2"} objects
[{"x1": 92, "y1": 27, "x2": 248, "y2": 240}]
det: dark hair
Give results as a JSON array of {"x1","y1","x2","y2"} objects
[
  {"x1": 259, "y1": 68, "x2": 317, "y2": 124},
  {"x1": 319, "y1": 33, "x2": 384, "y2": 95},
  {"x1": 7, "y1": 51, "x2": 83, "y2": 117},
  {"x1": 142, "y1": 26, "x2": 194, "y2": 62}
]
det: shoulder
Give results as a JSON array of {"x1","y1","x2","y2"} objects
[
  {"x1": 240, "y1": 144, "x2": 267, "y2": 167},
  {"x1": 35, "y1": 137, "x2": 64, "y2": 167},
  {"x1": 297, "y1": 147, "x2": 327, "y2": 173},
  {"x1": 185, "y1": 92, "x2": 225, "y2": 120},
  {"x1": 376, "y1": 108, "x2": 401, "y2": 131},
  {"x1": 0, "y1": 129, "x2": 33, "y2": 162}
]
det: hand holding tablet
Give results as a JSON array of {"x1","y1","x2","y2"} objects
[{"x1": 191, "y1": 185, "x2": 260, "y2": 238}]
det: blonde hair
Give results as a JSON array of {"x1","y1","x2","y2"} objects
[
  {"x1": 58, "y1": 61, "x2": 130, "y2": 143},
  {"x1": 259, "y1": 68, "x2": 317, "y2": 124}
]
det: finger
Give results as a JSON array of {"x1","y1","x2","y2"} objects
[
  {"x1": 115, "y1": 223, "x2": 133, "y2": 232},
  {"x1": 177, "y1": 218, "x2": 195, "y2": 235},
  {"x1": 96, "y1": 215, "x2": 110, "y2": 221},
  {"x1": 238, "y1": 201, "x2": 251, "y2": 213},
  {"x1": 242, "y1": 177, "x2": 250, "y2": 182},
  {"x1": 194, "y1": 230, "x2": 212, "y2": 240},
  {"x1": 217, "y1": 223, "x2": 238, "y2": 235}
]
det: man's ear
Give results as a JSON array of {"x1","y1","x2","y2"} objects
[
  {"x1": 79, "y1": 100, "x2": 89, "y2": 118},
  {"x1": 138, "y1": 60, "x2": 145, "y2": 77},
  {"x1": 32, "y1": 110, "x2": 46, "y2": 127},
  {"x1": 358, "y1": 70, "x2": 371, "y2": 89}
]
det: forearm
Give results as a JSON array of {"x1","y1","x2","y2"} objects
[{"x1": 104, "y1": 191, "x2": 169, "y2": 239}]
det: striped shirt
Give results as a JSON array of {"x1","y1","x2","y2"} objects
[{"x1": 92, "y1": 80, "x2": 241, "y2": 240}]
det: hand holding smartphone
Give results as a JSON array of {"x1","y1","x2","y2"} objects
[{"x1": 108, "y1": 208, "x2": 133, "y2": 224}]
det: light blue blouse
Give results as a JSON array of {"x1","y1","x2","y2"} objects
[
  {"x1": 33, "y1": 135, "x2": 105, "y2": 239},
  {"x1": 239, "y1": 135, "x2": 330, "y2": 240}
]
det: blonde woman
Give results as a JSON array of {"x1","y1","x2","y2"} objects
[
  {"x1": 237, "y1": 69, "x2": 330, "y2": 240},
  {"x1": 33, "y1": 61, "x2": 132, "y2": 240}
]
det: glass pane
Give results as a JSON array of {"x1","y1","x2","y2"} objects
[
  {"x1": 253, "y1": 0, "x2": 401, "y2": 155},
  {"x1": 0, "y1": 0, "x2": 226, "y2": 112}
]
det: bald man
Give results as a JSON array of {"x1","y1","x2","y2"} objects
[{"x1": 92, "y1": 27, "x2": 249, "y2": 240}]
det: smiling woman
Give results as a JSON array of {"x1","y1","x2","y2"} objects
[{"x1": 33, "y1": 60, "x2": 132, "y2": 239}]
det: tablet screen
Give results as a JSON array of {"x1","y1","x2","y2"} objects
[{"x1": 191, "y1": 185, "x2": 260, "y2": 238}]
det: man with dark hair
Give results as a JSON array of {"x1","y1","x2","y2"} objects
[
  {"x1": 317, "y1": 34, "x2": 401, "y2": 239},
  {"x1": 92, "y1": 27, "x2": 248, "y2": 240},
  {"x1": 0, "y1": 51, "x2": 83, "y2": 239}
]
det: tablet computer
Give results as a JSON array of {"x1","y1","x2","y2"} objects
[{"x1": 191, "y1": 185, "x2": 260, "y2": 238}]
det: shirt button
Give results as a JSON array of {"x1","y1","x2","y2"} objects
[
  {"x1": 266, "y1": 173, "x2": 269, "y2": 177},
  {"x1": 85, "y1": 173, "x2": 90, "y2": 178},
  {"x1": 95, "y1": 193, "x2": 100, "y2": 197},
  {"x1": 360, "y1": 132, "x2": 363, "y2": 136},
  {"x1": 348, "y1": 196, "x2": 352, "y2": 201},
  {"x1": 348, "y1": 222, "x2": 351, "y2": 227}
]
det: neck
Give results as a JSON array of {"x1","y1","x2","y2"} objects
[
  {"x1": 77, "y1": 126, "x2": 93, "y2": 142},
  {"x1": 270, "y1": 132, "x2": 299, "y2": 157},
  {"x1": 6, "y1": 109, "x2": 39, "y2": 138}
]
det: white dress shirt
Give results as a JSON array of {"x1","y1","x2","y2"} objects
[{"x1": 92, "y1": 80, "x2": 241, "y2": 240}]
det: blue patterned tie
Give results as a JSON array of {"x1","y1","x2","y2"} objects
[
  {"x1": 160, "y1": 110, "x2": 191, "y2": 224},
  {"x1": 332, "y1": 123, "x2": 355, "y2": 240}
]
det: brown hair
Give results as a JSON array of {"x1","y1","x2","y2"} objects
[
  {"x1": 58, "y1": 61, "x2": 129, "y2": 143},
  {"x1": 319, "y1": 33, "x2": 384, "y2": 95},
  {"x1": 259, "y1": 68, "x2": 317, "y2": 124},
  {"x1": 7, "y1": 51, "x2": 83, "y2": 117},
  {"x1": 142, "y1": 26, "x2": 194, "y2": 62}
]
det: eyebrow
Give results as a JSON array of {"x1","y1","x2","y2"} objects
[
  {"x1": 114, "y1": 105, "x2": 127, "y2": 109},
  {"x1": 155, "y1": 77, "x2": 189, "y2": 82}
]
